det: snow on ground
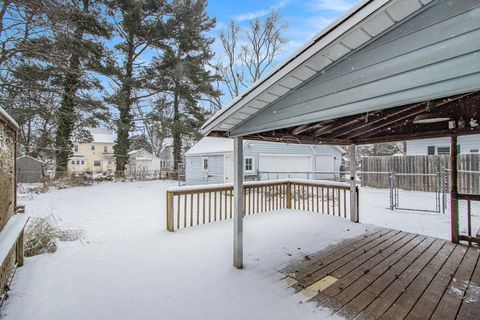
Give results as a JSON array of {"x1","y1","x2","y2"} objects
[
  {"x1": 17, "y1": 180, "x2": 178, "y2": 243},
  {"x1": 4, "y1": 181, "x2": 372, "y2": 320},
  {"x1": 4, "y1": 181, "x2": 478, "y2": 319},
  {"x1": 359, "y1": 187, "x2": 480, "y2": 240}
]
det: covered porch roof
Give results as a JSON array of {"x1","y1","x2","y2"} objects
[{"x1": 203, "y1": 0, "x2": 480, "y2": 145}]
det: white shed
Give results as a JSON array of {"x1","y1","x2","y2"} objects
[
  {"x1": 126, "y1": 149, "x2": 161, "y2": 176},
  {"x1": 185, "y1": 137, "x2": 343, "y2": 185}
]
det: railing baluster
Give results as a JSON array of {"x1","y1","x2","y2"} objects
[
  {"x1": 224, "y1": 190, "x2": 227, "y2": 220},
  {"x1": 197, "y1": 193, "x2": 200, "y2": 225},
  {"x1": 177, "y1": 194, "x2": 181, "y2": 229},
  {"x1": 208, "y1": 192, "x2": 212, "y2": 223},
  {"x1": 203, "y1": 192, "x2": 206, "y2": 224},
  {"x1": 321, "y1": 187, "x2": 324, "y2": 213},
  {"x1": 190, "y1": 193, "x2": 194, "y2": 227},
  {"x1": 219, "y1": 191, "x2": 223, "y2": 221},
  {"x1": 184, "y1": 193, "x2": 187, "y2": 228},
  {"x1": 337, "y1": 189, "x2": 341, "y2": 217},
  {"x1": 316, "y1": 186, "x2": 320, "y2": 213},
  {"x1": 327, "y1": 187, "x2": 330, "y2": 215},
  {"x1": 214, "y1": 191, "x2": 217, "y2": 221},
  {"x1": 343, "y1": 189, "x2": 347, "y2": 218}
]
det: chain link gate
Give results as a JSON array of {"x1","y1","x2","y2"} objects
[{"x1": 389, "y1": 171, "x2": 445, "y2": 213}]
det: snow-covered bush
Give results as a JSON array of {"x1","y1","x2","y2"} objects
[{"x1": 24, "y1": 217, "x2": 84, "y2": 257}]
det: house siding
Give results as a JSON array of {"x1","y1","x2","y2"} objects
[
  {"x1": 406, "y1": 135, "x2": 480, "y2": 155},
  {"x1": 186, "y1": 154, "x2": 224, "y2": 185}
]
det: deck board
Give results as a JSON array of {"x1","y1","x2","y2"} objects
[{"x1": 283, "y1": 228, "x2": 480, "y2": 320}]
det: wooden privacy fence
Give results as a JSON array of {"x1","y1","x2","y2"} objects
[
  {"x1": 361, "y1": 154, "x2": 480, "y2": 193},
  {"x1": 166, "y1": 179, "x2": 355, "y2": 232}
]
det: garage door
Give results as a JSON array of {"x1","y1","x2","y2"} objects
[
  {"x1": 315, "y1": 155, "x2": 335, "y2": 179},
  {"x1": 259, "y1": 154, "x2": 312, "y2": 179}
]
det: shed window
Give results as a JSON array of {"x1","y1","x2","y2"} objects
[
  {"x1": 203, "y1": 158, "x2": 208, "y2": 171},
  {"x1": 94, "y1": 160, "x2": 101, "y2": 166},
  {"x1": 245, "y1": 157, "x2": 254, "y2": 172},
  {"x1": 427, "y1": 146, "x2": 435, "y2": 155}
]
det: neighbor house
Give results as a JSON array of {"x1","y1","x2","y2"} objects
[
  {"x1": 126, "y1": 148, "x2": 161, "y2": 177},
  {"x1": 68, "y1": 128, "x2": 116, "y2": 176},
  {"x1": 406, "y1": 135, "x2": 480, "y2": 155},
  {"x1": 185, "y1": 137, "x2": 343, "y2": 185},
  {"x1": 16, "y1": 155, "x2": 45, "y2": 183},
  {"x1": 158, "y1": 137, "x2": 192, "y2": 171}
]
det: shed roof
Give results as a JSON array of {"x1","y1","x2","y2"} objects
[{"x1": 185, "y1": 137, "x2": 234, "y2": 156}]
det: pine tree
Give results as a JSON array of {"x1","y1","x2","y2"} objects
[
  {"x1": 53, "y1": 0, "x2": 113, "y2": 174},
  {"x1": 106, "y1": 0, "x2": 169, "y2": 175},
  {"x1": 147, "y1": 0, "x2": 219, "y2": 169}
]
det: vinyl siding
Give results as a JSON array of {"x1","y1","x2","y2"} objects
[
  {"x1": 186, "y1": 154, "x2": 224, "y2": 185},
  {"x1": 406, "y1": 135, "x2": 480, "y2": 155}
]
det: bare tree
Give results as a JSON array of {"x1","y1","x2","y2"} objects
[{"x1": 218, "y1": 11, "x2": 287, "y2": 101}]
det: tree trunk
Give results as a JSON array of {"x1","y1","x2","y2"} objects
[
  {"x1": 114, "y1": 32, "x2": 135, "y2": 176},
  {"x1": 172, "y1": 88, "x2": 182, "y2": 171},
  {"x1": 54, "y1": 0, "x2": 89, "y2": 174}
]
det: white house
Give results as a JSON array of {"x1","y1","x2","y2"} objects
[
  {"x1": 406, "y1": 135, "x2": 480, "y2": 155},
  {"x1": 185, "y1": 137, "x2": 343, "y2": 185},
  {"x1": 126, "y1": 148, "x2": 161, "y2": 176}
]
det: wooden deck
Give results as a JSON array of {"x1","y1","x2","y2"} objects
[{"x1": 282, "y1": 228, "x2": 480, "y2": 320}]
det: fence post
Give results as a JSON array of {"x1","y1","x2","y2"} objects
[
  {"x1": 286, "y1": 182, "x2": 292, "y2": 209},
  {"x1": 166, "y1": 191, "x2": 175, "y2": 232},
  {"x1": 349, "y1": 144, "x2": 358, "y2": 223},
  {"x1": 450, "y1": 136, "x2": 459, "y2": 244}
]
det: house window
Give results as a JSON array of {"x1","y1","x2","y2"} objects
[
  {"x1": 94, "y1": 160, "x2": 101, "y2": 166},
  {"x1": 427, "y1": 146, "x2": 435, "y2": 155},
  {"x1": 437, "y1": 147, "x2": 450, "y2": 155},
  {"x1": 81, "y1": 160, "x2": 85, "y2": 165},
  {"x1": 91, "y1": 145, "x2": 95, "y2": 151},
  {"x1": 203, "y1": 158, "x2": 208, "y2": 171},
  {"x1": 72, "y1": 160, "x2": 75, "y2": 165},
  {"x1": 74, "y1": 144, "x2": 79, "y2": 152},
  {"x1": 104, "y1": 145, "x2": 108, "y2": 153},
  {"x1": 245, "y1": 156, "x2": 254, "y2": 172}
]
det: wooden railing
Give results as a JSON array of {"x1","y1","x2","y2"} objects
[
  {"x1": 458, "y1": 193, "x2": 480, "y2": 245},
  {"x1": 166, "y1": 179, "x2": 355, "y2": 232}
]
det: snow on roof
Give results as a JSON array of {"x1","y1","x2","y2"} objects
[
  {"x1": 17, "y1": 155, "x2": 46, "y2": 164},
  {"x1": 185, "y1": 137, "x2": 233, "y2": 155},
  {"x1": 88, "y1": 128, "x2": 115, "y2": 143}
]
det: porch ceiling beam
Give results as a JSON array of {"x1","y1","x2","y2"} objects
[
  {"x1": 314, "y1": 117, "x2": 364, "y2": 137},
  {"x1": 330, "y1": 103, "x2": 425, "y2": 138},
  {"x1": 244, "y1": 132, "x2": 353, "y2": 145},
  {"x1": 343, "y1": 106, "x2": 426, "y2": 139},
  {"x1": 291, "y1": 124, "x2": 312, "y2": 135},
  {"x1": 354, "y1": 125, "x2": 480, "y2": 145},
  {"x1": 354, "y1": 92, "x2": 476, "y2": 140}
]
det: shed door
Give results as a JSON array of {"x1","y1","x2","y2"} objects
[
  {"x1": 315, "y1": 155, "x2": 335, "y2": 179},
  {"x1": 224, "y1": 153, "x2": 233, "y2": 183},
  {"x1": 259, "y1": 154, "x2": 311, "y2": 179}
]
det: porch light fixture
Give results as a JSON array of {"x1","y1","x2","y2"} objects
[{"x1": 413, "y1": 100, "x2": 451, "y2": 124}]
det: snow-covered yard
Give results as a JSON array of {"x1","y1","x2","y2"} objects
[{"x1": 2, "y1": 181, "x2": 478, "y2": 319}]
